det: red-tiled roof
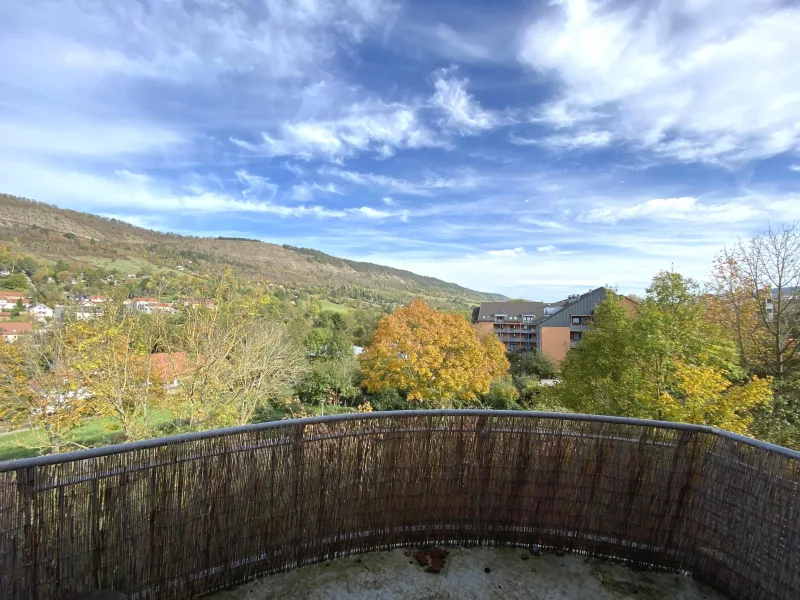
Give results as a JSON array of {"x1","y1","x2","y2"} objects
[
  {"x1": 148, "y1": 352, "x2": 190, "y2": 381},
  {"x1": 0, "y1": 322, "x2": 32, "y2": 334}
]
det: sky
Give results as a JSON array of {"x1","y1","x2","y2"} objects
[{"x1": 2, "y1": 0, "x2": 800, "y2": 301}]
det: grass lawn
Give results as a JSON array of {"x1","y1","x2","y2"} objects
[
  {"x1": 318, "y1": 299, "x2": 351, "y2": 313},
  {"x1": 307, "y1": 404, "x2": 356, "y2": 416},
  {"x1": 0, "y1": 405, "x2": 361, "y2": 463},
  {"x1": 0, "y1": 409, "x2": 173, "y2": 462}
]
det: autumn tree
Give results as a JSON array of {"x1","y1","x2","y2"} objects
[
  {"x1": 0, "y1": 327, "x2": 97, "y2": 453},
  {"x1": 359, "y1": 299, "x2": 509, "y2": 407},
  {"x1": 708, "y1": 253, "x2": 768, "y2": 373},
  {"x1": 555, "y1": 271, "x2": 771, "y2": 433},
  {"x1": 726, "y1": 223, "x2": 800, "y2": 378},
  {"x1": 64, "y1": 299, "x2": 168, "y2": 441},
  {"x1": 164, "y1": 280, "x2": 308, "y2": 429}
]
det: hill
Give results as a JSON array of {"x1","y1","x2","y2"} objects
[{"x1": 0, "y1": 194, "x2": 505, "y2": 309}]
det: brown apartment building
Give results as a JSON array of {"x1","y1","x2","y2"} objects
[{"x1": 472, "y1": 287, "x2": 637, "y2": 363}]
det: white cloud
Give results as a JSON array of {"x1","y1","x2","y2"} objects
[
  {"x1": 537, "y1": 245, "x2": 557, "y2": 254},
  {"x1": 510, "y1": 129, "x2": 614, "y2": 151},
  {"x1": 518, "y1": 0, "x2": 800, "y2": 164},
  {"x1": 0, "y1": 160, "x2": 413, "y2": 222},
  {"x1": 288, "y1": 181, "x2": 344, "y2": 201},
  {"x1": 235, "y1": 170, "x2": 278, "y2": 199},
  {"x1": 430, "y1": 66, "x2": 503, "y2": 134},
  {"x1": 382, "y1": 197, "x2": 395, "y2": 205},
  {"x1": 1, "y1": 0, "x2": 399, "y2": 85},
  {"x1": 319, "y1": 166, "x2": 483, "y2": 196},
  {"x1": 487, "y1": 247, "x2": 526, "y2": 257},
  {"x1": 232, "y1": 99, "x2": 444, "y2": 161},
  {"x1": 581, "y1": 197, "x2": 762, "y2": 224},
  {"x1": 790, "y1": 164, "x2": 800, "y2": 172}
]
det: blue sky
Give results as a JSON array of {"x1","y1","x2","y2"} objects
[{"x1": 2, "y1": 0, "x2": 800, "y2": 300}]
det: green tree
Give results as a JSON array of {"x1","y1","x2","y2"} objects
[
  {"x1": 483, "y1": 376, "x2": 520, "y2": 409},
  {"x1": 554, "y1": 271, "x2": 770, "y2": 432},
  {"x1": 519, "y1": 351, "x2": 558, "y2": 379},
  {"x1": 297, "y1": 356, "x2": 361, "y2": 405},
  {"x1": 0, "y1": 273, "x2": 28, "y2": 291}
]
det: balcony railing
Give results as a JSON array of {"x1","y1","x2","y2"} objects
[{"x1": 0, "y1": 411, "x2": 798, "y2": 600}]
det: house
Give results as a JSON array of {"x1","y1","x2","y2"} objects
[
  {"x1": 0, "y1": 312, "x2": 11, "y2": 321},
  {"x1": 472, "y1": 288, "x2": 638, "y2": 363},
  {"x1": 0, "y1": 322, "x2": 32, "y2": 343},
  {"x1": 30, "y1": 304, "x2": 54, "y2": 322},
  {"x1": 149, "y1": 352, "x2": 190, "y2": 388},
  {"x1": 153, "y1": 302, "x2": 178, "y2": 314},
  {"x1": 55, "y1": 305, "x2": 103, "y2": 322},
  {"x1": 0, "y1": 292, "x2": 30, "y2": 310}
]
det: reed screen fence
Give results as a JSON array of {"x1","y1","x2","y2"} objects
[{"x1": 0, "y1": 411, "x2": 798, "y2": 600}]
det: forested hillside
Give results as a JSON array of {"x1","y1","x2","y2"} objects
[{"x1": 0, "y1": 194, "x2": 504, "y2": 310}]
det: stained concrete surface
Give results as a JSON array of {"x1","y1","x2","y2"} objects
[{"x1": 205, "y1": 547, "x2": 728, "y2": 600}]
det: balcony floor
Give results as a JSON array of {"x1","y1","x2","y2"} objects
[{"x1": 205, "y1": 547, "x2": 727, "y2": 600}]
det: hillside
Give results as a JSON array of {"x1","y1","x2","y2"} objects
[{"x1": 0, "y1": 194, "x2": 505, "y2": 308}]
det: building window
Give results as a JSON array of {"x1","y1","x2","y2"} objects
[{"x1": 572, "y1": 316, "x2": 581, "y2": 325}]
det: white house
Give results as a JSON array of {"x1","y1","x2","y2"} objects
[
  {"x1": 0, "y1": 322, "x2": 32, "y2": 343},
  {"x1": 0, "y1": 292, "x2": 29, "y2": 311},
  {"x1": 30, "y1": 304, "x2": 54, "y2": 322}
]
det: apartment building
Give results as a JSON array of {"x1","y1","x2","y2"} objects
[{"x1": 473, "y1": 287, "x2": 637, "y2": 363}]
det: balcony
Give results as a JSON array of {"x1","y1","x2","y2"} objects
[{"x1": 0, "y1": 411, "x2": 797, "y2": 600}]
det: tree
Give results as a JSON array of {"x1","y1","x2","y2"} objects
[
  {"x1": 554, "y1": 271, "x2": 771, "y2": 432},
  {"x1": 658, "y1": 361, "x2": 771, "y2": 434},
  {"x1": 519, "y1": 351, "x2": 558, "y2": 379},
  {"x1": 483, "y1": 376, "x2": 520, "y2": 409},
  {"x1": 0, "y1": 327, "x2": 97, "y2": 453},
  {"x1": 556, "y1": 294, "x2": 648, "y2": 417},
  {"x1": 297, "y1": 356, "x2": 361, "y2": 405},
  {"x1": 163, "y1": 282, "x2": 308, "y2": 429},
  {"x1": 0, "y1": 273, "x2": 28, "y2": 291},
  {"x1": 360, "y1": 299, "x2": 509, "y2": 406},
  {"x1": 708, "y1": 253, "x2": 767, "y2": 373},
  {"x1": 65, "y1": 300, "x2": 168, "y2": 441},
  {"x1": 728, "y1": 223, "x2": 800, "y2": 378}
]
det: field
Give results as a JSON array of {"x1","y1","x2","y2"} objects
[
  {"x1": 0, "y1": 410, "x2": 173, "y2": 461},
  {"x1": 318, "y1": 299, "x2": 351, "y2": 313},
  {"x1": 0, "y1": 405, "x2": 356, "y2": 462}
]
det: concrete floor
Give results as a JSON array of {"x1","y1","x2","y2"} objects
[{"x1": 205, "y1": 547, "x2": 728, "y2": 600}]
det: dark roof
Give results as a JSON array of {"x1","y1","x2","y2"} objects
[
  {"x1": 538, "y1": 287, "x2": 621, "y2": 326},
  {"x1": 474, "y1": 301, "x2": 550, "y2": 322}
]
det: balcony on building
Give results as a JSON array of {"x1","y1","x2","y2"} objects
[{"x1": 1, "y1": 412, "x2": 796, "y2": 600}]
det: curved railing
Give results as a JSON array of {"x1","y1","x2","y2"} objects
[{"x1": 0, "y1": 411, "x2": 798, "y2": 600}]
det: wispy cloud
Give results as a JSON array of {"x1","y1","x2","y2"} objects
[
  {"x1": 319, "y1": 166, "x2": 483, "y2": 196},
  {"x1": 510, "y1": 130, "x2": 614, "y2": 151},
  {"x1": 581, "y1": 197, "x2": 762, "y2": 225},
  {"x1": 487, "y1": 247, "x2": 526, "y2": 257},
  {"x1": 431, "y1": 66, "x2": 506, "y2": 134},
  {"x1": 518, "y1": 0, "x2": 800, "y2": 164},
  {"x1": 231, "y1": 99, "x2": 445, "y2": 161}
]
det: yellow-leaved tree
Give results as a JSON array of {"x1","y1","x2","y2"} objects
[
  {"x1": 360, "y1": 299, "x2": 509, "y2": 407},
  {"x1": 658, "y1": 361, "x2": 772, "y2": 434}
]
